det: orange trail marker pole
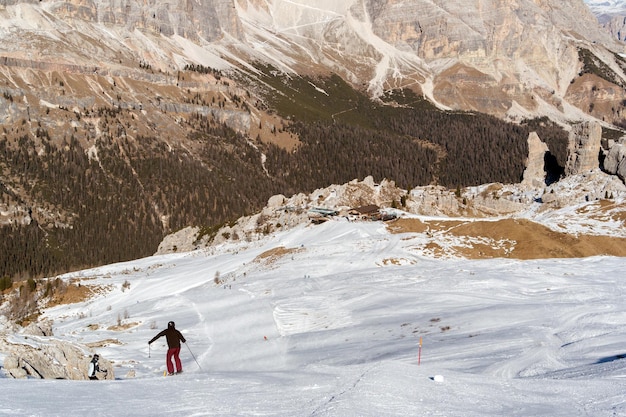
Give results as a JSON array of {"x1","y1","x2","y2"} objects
[{"x1": 418, "y1": 337, "x2": 422, "y2": 366}]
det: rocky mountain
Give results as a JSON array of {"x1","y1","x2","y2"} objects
[
  {"x1": 1, "y1": 0, "x2": 625, "y2": 119},
  {"x1": 585, "y1": 0, "x2": 626, "y2": 43},
  {"x1": 585, "y1": 1, "x2": 626, "y2": 21},
  {"x1": 1, "y1": 0, "x2": 626, "y2": 279}
]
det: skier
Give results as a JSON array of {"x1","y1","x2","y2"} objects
[
  {"x1": 148, "y1": 321, "x2": 187, "y2": 375},
  {"x1": 88, "y1": 354, "x2": 107, "y2": 380}
]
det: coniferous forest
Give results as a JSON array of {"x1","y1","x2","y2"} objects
[{"x1": 0, "y1": 70, "x2": 570, "y2": 280}]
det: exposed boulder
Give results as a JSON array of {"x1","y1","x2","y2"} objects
[
  {"x1": 541, "y1": 170, "x2": 626, "y2": 207},
  {"x1": 1, "y1": 336, "x2": 114, "y2": 380},
  {"x1": 155, "y1": 226, "x2": 202, "y2": 255},
  {"x1": 522, "y1": 132, "x2": 549, "y2": 187},
  {"x1": 22, "y1": 319, "x2": 54, "y2": 337},
  {"x1": 565, "y1": 121, "x2": 602, "y2": 176},
  {"x1": 405, "y1": 186, "x2": 462, "y2": 217},
  {"x1": 267, "y1": 194, "x2": 288, "y2": 210},
  {"x1": 3, "y1": 355, "x2": 26, "y2": 378},
  {"x1": 603, "y1": 139, "x2": 626, "y2": 184}
]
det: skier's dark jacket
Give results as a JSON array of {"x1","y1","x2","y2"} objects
[{"x1": 149, "y1": 322, "x2": 186, "y2": 348}]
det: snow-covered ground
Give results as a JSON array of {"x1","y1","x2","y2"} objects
[{"x1": 1, "y1": 216, "x2": 625, "y2": 416}]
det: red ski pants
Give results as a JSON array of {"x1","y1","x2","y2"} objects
[{"x1": 166, "y1": 347, "x2": 182, "y2": 374}]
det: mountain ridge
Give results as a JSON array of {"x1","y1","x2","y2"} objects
[
  {"x1": 1, "y1": 0, "x2": 625, "y2": 119},
  {"x1": 584, "y1": 0, "x2": 626, "y2": 43}
]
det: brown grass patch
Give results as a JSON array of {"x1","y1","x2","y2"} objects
[
  {"x1": 388, "y1": 218, "x2": 464, "y2": 234},
  {"x1": 423, "y1": 242, "x2": 446, "y2": 257},
  {"x1": 381, "y1": 258, "x2": 416, "y2": 266},
  {"x1": 453, "y1": 241, "x2": 513, "y2": 259},
  {"x1": 85, "y1": 339, "x2": 123, "y2": 348},
  {"x1": 389, "y1": 217, "x2": 626, "y2": 259},
  {"x1": 250, "y1": 112, "x2": 300, "y2": 151},
  {"x1": 254, "y1": 246, "x2": 303, "y2": 265},
  {"x1": 595, "y1": 199, "x2": 626, "y2": 223},
  {"x1": 452, "y1": 218, "x2": 626, "y2": 259},
  {"x1": 613, "y1": 211, "x2": 626, "y2": 223},
  {"x1": 387, "y1": 218, "x2": 429, "y2": 233},
  {"x1": 47, "y1": 283, "x2": 96, "y2": 307},
  {"x1": 479, "y1": 183, "x2": 504, "y2": 199},
  {"x1": 108, "y1": 322, "x2": 140, "y2": 331}
]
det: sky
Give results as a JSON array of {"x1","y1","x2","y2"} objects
[{"x1": 1, "y1": 215, "x2": 625, "y2": 416}]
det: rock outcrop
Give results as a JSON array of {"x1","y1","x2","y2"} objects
[
  {"x1": 565, "y1": 121, "x2": 603, "y2": 176},
  {"x1": 587, "y1": 1, "x2": 626, "y2": 43},
  {"x1": 603, "y1": 15, "x2": 626, "y2": 43},
  {"x1": 0, "y1": 336, "x2": 114, "y2": 380},
  {"x1": 522, "y1": 132, "x2": 549, "y2": 187},
  {"x1": 604, "y1": 139, "x2": 626, "y2": 183},
  {"x1": 156, "y1": 226, "x2": 203, "y2": 254},
  {"x1": 153, "y1": 164, "x2": 626, "y2": 255},
  {"x1": 0, "y1": 0, "x2": 625, "y2": 121}
]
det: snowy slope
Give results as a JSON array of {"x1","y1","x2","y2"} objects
[{"x1": 1, "y1": 219, "x2": 625, "y2": 416}]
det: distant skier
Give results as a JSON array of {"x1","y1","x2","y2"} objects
[
  {"x1": 149, "y1": 321, "x2": 187, "y2": 375},
  {"x1": 88, "y1": 354, "x2": 107, "y2": 380}
]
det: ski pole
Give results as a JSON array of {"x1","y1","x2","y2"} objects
[
  {"x1": 148, "y1": 342, "x2": 151, "y2": 358},
  {"x1": 418, "y1": 337, "x2": 422, "y2": 366},
  {"x1": 185, "y1": 342, "x2": 203, "y2": 371}
]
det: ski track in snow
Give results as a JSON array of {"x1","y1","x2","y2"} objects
[
  {"x1": 273, "y1": 295, "x2": 353, "y2": 336},
  {"x1": 1, "y1": 221, "x2": 626, "y2": 416}
]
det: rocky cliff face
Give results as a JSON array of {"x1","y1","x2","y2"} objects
[
  {"x1": 522, "y1": 132, "x2": 549, "y2": 188},
  {"x1": 604, "y1": 138, "x2": 626, "y2": 182},
  {"x1": 566, "y1": 121, "x2": 603, "y2": 175},
  {"x1": 603, "y1": 16, "x2": 626, "y2": 43},
  {"x1": 1, "y1": 0, "x2": 625, "y2": 120},
  {"x1": 585, "y1": 0, "x2": 626, "y2": 43},
  {"x1": 235, "y1": 0, "x2": 626, "y2": 119},
  {"x1": 0, "y1": 0, "x2": 235, "y2": 41}
]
